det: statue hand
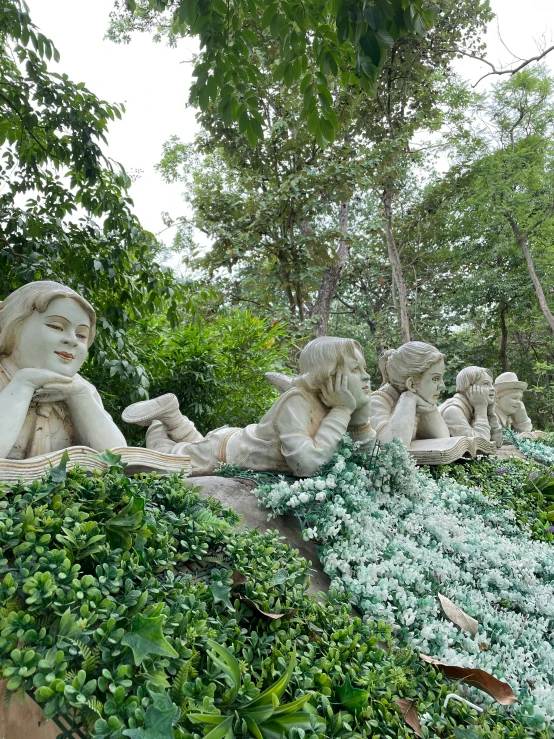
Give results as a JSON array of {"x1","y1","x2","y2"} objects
[
  {"x1": 319, "y1": 371, "x2": 357, "y2": 413},
  {"x1": 512, "y1": 400, "x2": 528, "y2": 422},
  {"x1": 34, "y1": 373, "x2": 90, "y2": 402},
  {"x1": 14, "y1": 367, "x2": 74, "y2": 392},
  {"x1": 414, "y1": 393, "x2": 437, "y2": 414},
  {"x1": 466, "y1": 384, "x2": 489, "y2": 412}
]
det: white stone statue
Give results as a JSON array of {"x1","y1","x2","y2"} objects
[
  {"x1": 439, "y1": 366, "x2": 503, "y2": 447},
  {"x1": 122, "y1": 336, "x2": 376, "y2": 477},
  {"x1": 494, "y1": 371, "x2": 533, "y2": 432},
  {"x1": 0, "y1": 281, "x2": 126, "y2": 459},
  {"x1": 370, "y1": 341, "x2": 450, "y2": 447}
]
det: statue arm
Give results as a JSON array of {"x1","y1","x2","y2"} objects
[
  {"x1": 277, "y1": 396, "x2": 352, "y2": 477},
  {"x1": 512, "y1": 403, "x2": 533, "y2": 432},
  {"x1": 441, "y1": 404, "x2": 491, "y2": 440},
  {"x1": 416, "y1": 408, "x2": 450, "y2": 440},
  {"x1": 65, "y1": 380, "x2": 127, "y2": 451},
  {"x1": 0, "y1": 376, "x2": 35, "y2": 458},
  {"x1": 371, "y1": 392, "x2": 417, "y2": 447}
]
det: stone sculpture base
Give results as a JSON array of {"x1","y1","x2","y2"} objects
[{"x1": 0, "y1": 446, "x2": 192, "y2": 483}]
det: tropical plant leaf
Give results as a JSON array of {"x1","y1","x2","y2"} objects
[
  {"x1": 239, "y1": 596, "x2": 296, "y2": 621},
  {"x1": 207, "y1": 639, "x2": 241, "y2": 704}
]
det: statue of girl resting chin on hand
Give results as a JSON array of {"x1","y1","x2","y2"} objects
[
  {"x1": 0, "y1": 281, "x2": 126, "y2": 459},
  {"x1": 370, "y1": 341, "x2": 451, "y2": 448},
  {"x1": 122, "y1": 336, "x2": 376, "y2": 478}
]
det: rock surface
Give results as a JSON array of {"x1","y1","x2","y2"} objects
[{"x1": 189, "y1": 476, "x2": 330, "y2": 595}]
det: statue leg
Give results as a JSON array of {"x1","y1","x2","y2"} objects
[{"x1": 122, "y1": 393, "x2": 204, "y2": 442}]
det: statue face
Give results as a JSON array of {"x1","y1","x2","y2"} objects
[
  {"x1": 11, "y1": 297, "x2": 91, "y2": 377},
  {"x1": 344, "y1": 348, "x2": 371, "y2": 410},
  {"x1": 412, "y1": 359, "x2": 445, "y2": 406},
  {"x1": 498, "y1": 389, "x2": 523, "y2": 416},
  {"x1": 475, "y1": 374, "x2": 496, "y2": 403}
]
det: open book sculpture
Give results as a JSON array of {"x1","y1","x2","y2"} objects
[
  {"x1": 0, "y1": 446, "x2": 193, "y2": 483},
  {"x1": 408, "y1": 437, "x2": 497, "y2": 465}
]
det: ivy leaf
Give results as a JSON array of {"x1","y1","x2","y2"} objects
[
  {"x1": 121, "y1": 613, "x2": 178, "y2": 665},
  {"x1": 337, "y1": 675, "x2": 369, "y2": 714},
  {"x1": 209, "y1": 582, "x2": 235, "y2": 611},
  {"x1": 122, "y1": 693, "x2": 177, "y2": 739},
  {"x1": 94, "y1": 449, "x2": 128, "y2": 470},
  {"x1": 49, "y1": 450, "x2": 69, "y2": 483}
]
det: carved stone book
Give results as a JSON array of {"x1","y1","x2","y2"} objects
[
  {"x1": 408, "y1": 436, "x2": 497, "y2": 465},
  {"x1": 0, "y1": 446, "x2": 192, "y2": 483}
]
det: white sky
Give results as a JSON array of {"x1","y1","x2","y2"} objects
[{"x1": 23, "y1": 0, "x2": 554, "y2": 250}]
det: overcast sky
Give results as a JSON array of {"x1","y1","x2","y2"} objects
[{"x1": 24, "y1": 0, "x2": 554, "y2": 250}]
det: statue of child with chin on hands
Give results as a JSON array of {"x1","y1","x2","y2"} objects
[
  {"x1": 370, "y1": 341, "x2": 451, "y2": 447},
  {"x1": 439, "y1": 366, "x2": 502, "y2": 447},
  {"x1": 0, "y1": 281, "x2": 126, "y2": 459},
  {"x1": 122, "y1": 336, "x2": 376, "y2": 477}
]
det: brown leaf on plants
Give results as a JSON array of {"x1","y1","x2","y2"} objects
[
  {"x1": 231, "y1": 569, "x2": 248, "y2": 588},
  {"x1": 394, "y1": 699, "x2": 423, "y2": 737},
  {"x1": 239, "y1": 596, "x2": 296, "y2": 621},
  {"x1": 420, "y1": 654, "x2": 517, "y2": 705},
  {"x1": 479, "y1": 642, "x2": 489, "y2": 651},
  {"x1": 438, "y1": 592, "x2": 479, "y2": 636}
]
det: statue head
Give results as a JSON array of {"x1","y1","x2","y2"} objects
[
  {"x1": 0, "y1": 281, "x2": 96, "y2": 377},
  {"x1": 456, "y1": 366, "x2": 495, "y2": 403},
  {"x1": 379, "y1": 341, "x2": 446, "y2": 406},
  {"x1": 295, "y1": 336, "x2": 371, "y2": 409},
  {"x1": 494, "y1": 372, "x2": 527, "y2": 416}
]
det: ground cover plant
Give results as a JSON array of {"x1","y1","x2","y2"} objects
[
  {"x1": 0, "y1": 455, "x2": 545, "y2": 738},
  {"x1": 256, "y1": 438, "x2": 554, "y2": 729}
]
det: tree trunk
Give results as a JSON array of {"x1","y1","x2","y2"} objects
[
  {"x1": 506, "y1": 212, "x2": 554, "y2": 333},
  {"x1": 313, "y1": 201, "x2": 350, "y2": 337},
  {"x1": 382, "y1": 185, "x2": 410, "y2": 343},
  {"x1": 499, "y1": 303, "x2": 509, "y2": 372}
]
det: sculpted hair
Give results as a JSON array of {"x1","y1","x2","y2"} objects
[
  {"x1": 378, "y1": 341, "x2": 445, "y2": 393},
  {"x1": 294, "y1": 336, "x2": 365, "y2": 392},
  {"x1": 0, "y1": 281, "x2": 96, "y2": 356},
  {"x1": 456, "y1": 366, "x2": 493, "y2": 394}
]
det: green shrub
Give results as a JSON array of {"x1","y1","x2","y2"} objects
[
  {"x1": 435, "y1": 456, "x2": 554, "y2": 542},
  {"x1": 89, "y1": 309, "x2": 289, "y2": 444},
  {"x1": 0, "y1": 458, "x2": 548, "y2": 738}
]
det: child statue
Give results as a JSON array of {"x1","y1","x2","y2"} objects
[
  {"x1": 122, "y1": 336, "x2": 376, "y2": 477},
  {"x1": 438, "y1": 366, "x2": 502, "y2": 446},
  {"x1": 370, "y1": 341, "x2": 450, "y2": 447},
  {"x1": 0, "y1": 281, "x2": 126, "y2": 459},
  {"x1": 494, "y1": 372, "x2": 533, "y2": 432}
]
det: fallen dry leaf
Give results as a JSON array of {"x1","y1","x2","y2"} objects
[
  {"x1": 420, "y1": 654, "x2": 517, "y2": 705},
  {"x1": 231, "y1": 569, "x2": 248, "y2": 588},
  {"x1": 239, "y1": 596, "x2": 296, "y2": 621},
  {"x1": 438, "y1": 593, "x2": 479, "y2": 636},
  {"x1": 394, "y1": 698, "x2": 423, "y2": 737},
  {"x1": 479, "y1": 642, "x2": 488, "y2": 651}
]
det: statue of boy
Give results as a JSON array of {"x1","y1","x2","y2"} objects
[
  {"x1": 122, "y1": 336, "x2": 375, "y2": 477},
  {"x1": 0, "y1": 281, "x2": 126, "y2": 459},
  {"x1": 370, "y1": 341, "x2": 450, "y2": 447},
  {"x1": 494, "y1": 372, "x2": 533, "y2": 432},
  {"x1": 439, "y1": 366, "x2": 502, "y2": 446}
]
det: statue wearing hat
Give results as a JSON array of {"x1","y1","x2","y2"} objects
[{"x1": 494, "y1": 372, "x2": 533, "y2": 433}]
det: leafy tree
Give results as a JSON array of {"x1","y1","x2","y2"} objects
[
  {"x1": 0, "y1": 0, "x2": 189, "y2": 403},
  {"x1": 109, "y1": 0, "x2": 438, "y2": 145}
]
